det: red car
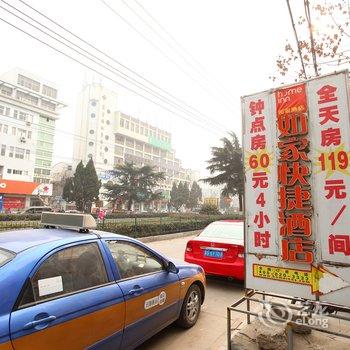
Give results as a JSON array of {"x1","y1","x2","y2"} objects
[{"x1": 184, "y1": 220, "x2": 244, "y2": 280}]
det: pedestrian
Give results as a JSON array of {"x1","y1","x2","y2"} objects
[{"x1": 98, "y1": 209, "x2": 106, "y2": 223}]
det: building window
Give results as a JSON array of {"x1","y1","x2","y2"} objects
[
  {"x1": 89, "y1": 141, "x2": 94, "y2": 146},
  {"x1": 104, "y1": 147, "x2": 108, "y2": 152},
  {"x1": 89, "y1": 130, "x2": 94, "y2": 134},
  {"x1": 7, "y1": 169, "x2": 11, "y2": 174},
  {"x1": 120, "y1": 119, "x2": 124, "y2": 127},
  {"x1": 107, "y1": 109, "x2": 110, "y2": 114},
  {"x1": 27, "y1": 131, "x2": 32, "y2": 139},
  {"x1": 17, "y1": 74, "x2": 40, "y2": 92},
  {"x1": 135, "y1": 142, "x2": 143, "y2": 151},
  {"x1": 13, "y1": 169, "x2": 23, "y2": 175},
  {"x1": 115, "y1": 134, "x2": 124, "y2": 144},
  {"x1": 91, "y1": 113, "x2": 96, "y2": 118},
  {"x1": 105, "y1": 135, "x2": 109, "y2": 140},
  {"x1": 106, "y1": 120, "x2": 110, "y2": 125},
  {"x1": 135, "y1": 125, "x2": 139, "y2": 133},
  {"x1": 0, "y1": 85, "x2": 13, "y2": 96},
  {"x1": 131, "y1": 123, "x2": 134, "y2": 132},
  {"x1": 41, "y1": 100, "x2": 56, "y2": 111},
  {"x1": 25, "y1": 150, "x2": 30, "y2": 160},
  {"x1": 42, "y1": 85, "x2": 57, "y2": 99},
  {"x1": 9, "y1": 146, "x2": 14, "y2": 157},
  {"x1": 0, "y1": 105, "x2": 10, "y2": 116},
  {"x1": 16, "y1": 91, "x2": 39, "y2": 106},
  {"x1": 140, "y1": 127, "x2": 144, "y2": 135},
  {"x1": 115, "y1": 146, "x2": 123, "y2": 156},
  {"x1": 91, "y1": 100, "x2": 97, "y2": 106},
  {"x1": 104, "y1": 159, "x2": 107, "y2": 164},
  {"x1": 12, "y1": 127, "x2": 16, "y2": 136},
  {"x1": 114, "y1": 157, "x2": 123, "y2": 165},
  {"x1": 125, "y1": 120, "x2": 130, "y2": 129},
  {"x1": 125, "y1": 138, "x2": 134, "y2": 148},
  {"x1": 18, "y1": 128, "x2": 26, "y2": 137},
  {"x1": 1, "y1": 145, "x2": 5, "y2": 156}
]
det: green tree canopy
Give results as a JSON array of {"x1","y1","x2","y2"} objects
[
  {"x1": 188, "y1": 181, "x2": 202, "y2": 210},
  {"x1": 62, "y1": 159, "x2": 101, "y2": 212},
  {"x1": 170, "y1": 182, "x2": 182, "y2": 211},
  {"x1": 104, "y1": 162, "x2": 165, "y2": 211},
  {"x1": 62, "y1": 177, "x2": 74, "y2": 203},
  {"x1": 183, "y1": 182, "x2": 190, "y2": 208},
  {"x1": 202, "y1": 132, "x2": 244, "y2": 211}
]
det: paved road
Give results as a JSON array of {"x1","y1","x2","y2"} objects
[{"x1": 139, "y1": 234, "x2": 245, "y2": 350}]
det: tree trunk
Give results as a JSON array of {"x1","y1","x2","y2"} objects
[
  {"x1": 127, "y1": 198, "x2": 133, "y2": 211},
  {"x1": 238, "y1": 193, "x2": 243, "y2": 212}
]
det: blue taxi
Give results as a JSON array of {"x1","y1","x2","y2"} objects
[{"x1": 0, "y1": 213, "x2": 205, "y2": 350}]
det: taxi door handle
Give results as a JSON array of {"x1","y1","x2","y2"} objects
[
  {"x1": 23, "y1": 315, "x2": 56, "y2": 330},
  {"x1": 128, "y1": 286, "x2": 144, "y2": 295}
]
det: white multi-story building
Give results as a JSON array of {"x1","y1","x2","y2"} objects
[
  {"x1": 73, "y1": 83, "x2": 197, "y2": 209},
  {"x1": 0, "y1": 68, "x2": 65, "y2": 211}
]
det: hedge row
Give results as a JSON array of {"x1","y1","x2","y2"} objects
[
  {"x1": 0, "y1": 215, "x2": 243, "y2": 237},
  {"x1": 0, "y1": 212, "x2": 243, "y2": 222},
  {"x1": 0, "y1": 213, "x2": 42, "y2": 221},
  {"x1": 101, "y1": 218, "x2": 220, "y2": 238}
]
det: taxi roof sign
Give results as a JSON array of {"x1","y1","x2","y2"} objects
[{"x1": 41, "y1": 212, "x2": 96, "y2": 231}]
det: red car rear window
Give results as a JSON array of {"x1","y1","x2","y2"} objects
[{"x1": 200, "y1": 223, "x2": 243, "y2": 239}]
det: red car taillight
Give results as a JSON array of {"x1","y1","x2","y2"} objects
[
  {"x1": 186, "y1": 241, "x2": 193, "y2": 252},
  {"x1": 237, "y1": 245, "x2": 244, "y2": 258}
]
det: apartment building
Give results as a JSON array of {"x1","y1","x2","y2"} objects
[
  {"x1": 73, "y1": 83, "x2": 197, "y2": 209},
  {"x1": 0, "y1": 68, "x2": 65, "y2": 211}
]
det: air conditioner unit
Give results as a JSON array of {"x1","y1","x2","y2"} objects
[{"x1": 20, "y1": 137, "x2": 26, "y2": 143}]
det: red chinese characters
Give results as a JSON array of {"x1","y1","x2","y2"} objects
[
  {"x1": 248, "y1": 98, "x2": 271, "y2": 250},
  {"x1": 276, "y1": 84, "x2": 313, "y2": 263},
  {"x1": 317, "y1": 84, "x2": 349, "y2": 258},
  {"x1": 329, "y1": 234, "x2": 350, "y2": 256}
]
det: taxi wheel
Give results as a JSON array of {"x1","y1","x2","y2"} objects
[{"x1": 176, "y1": 284, "x2": 201, "y2": 328}]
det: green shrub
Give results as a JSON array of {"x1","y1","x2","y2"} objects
[{"x1": 199, "y1": 203, "x2": 220, "y2": 215}]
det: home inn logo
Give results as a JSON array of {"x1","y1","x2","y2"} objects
[{"x1": 144, "y1": 291, "x2": 166, "y2": 310}]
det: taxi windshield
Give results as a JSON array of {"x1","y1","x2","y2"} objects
[{"x1": 0, "y1": 248, "x2": 15, "y2": 268}]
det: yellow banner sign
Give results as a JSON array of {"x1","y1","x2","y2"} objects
[{"x1": 253, "y1": 264, "x2": 324, "y2": 294}]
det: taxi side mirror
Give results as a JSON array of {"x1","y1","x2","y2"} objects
[{"x1": 166, "y1": 261, "x2": 179, "y2": 274}]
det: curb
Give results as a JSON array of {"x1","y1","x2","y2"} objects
[{"x1": 139, "y1": 230, "x2": 200, "y2": 243}]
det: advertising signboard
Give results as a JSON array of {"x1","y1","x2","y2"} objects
[{"x1": 242, "y1": 71, "x2": 350, "y2": 305}]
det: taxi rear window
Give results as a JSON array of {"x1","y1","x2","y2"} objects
[{"x1": 0, "y1": 248, "x2": 15, "y2": 267}]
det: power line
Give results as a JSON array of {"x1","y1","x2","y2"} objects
[
  {"x1": 1, "y1": 0, "x2": 227, "y2": 133},
  {"x1": 99, "y1": 0, "x2": 236, "y2": 113},
  {"x1": 13, "y1": 0, "x2": 228, "y2": 133},
  {"x1": 286, "y1": 0, "x2": 307, "y2": 79},
  {"x1": 122, "y1": 0, "x2": 235, "y2": 104},
  {"x1": 304, "y1": 0, "x2": 318, "y2": 76},
  {"x1": 132, "y1": 0, "x2": 233, "y2": 101},
  {"x1": 0, "y1": 14, "x2": 224, "y2": 137}
]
